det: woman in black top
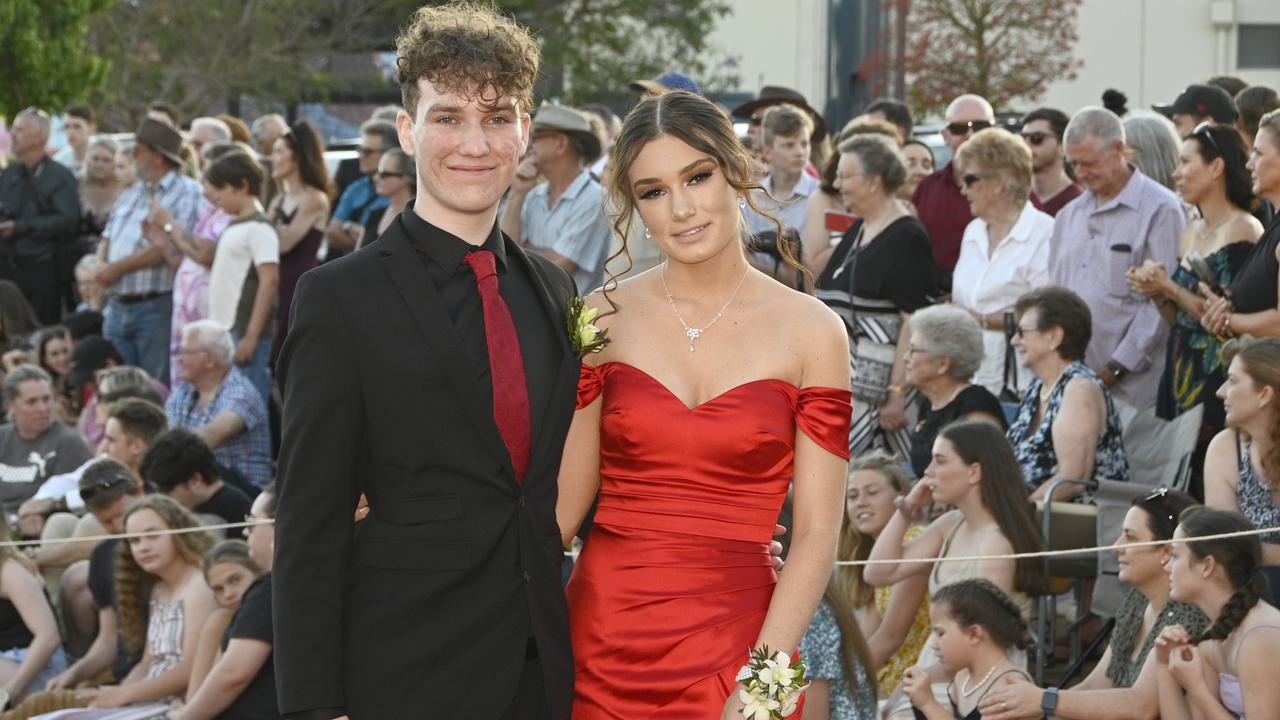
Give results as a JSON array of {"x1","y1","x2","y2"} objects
[
  {"x1": 1201, "y1": 108, "x2": 1280, "y2": 339},
  {"x1": 905, "y1": 305, "x2": 1006, "y2": 477},
  {"x1": 816, "y1": 134, "x2": 940, "y2": 459},
  {"x1": 0, "y1": 545, "x2": 65, "y2": 704}
]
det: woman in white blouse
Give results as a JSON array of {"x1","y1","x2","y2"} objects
[{"x1": 950, "y1": 128, "x2": 1054, "y2": 396}]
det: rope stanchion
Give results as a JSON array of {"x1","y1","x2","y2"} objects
[{"x1": 4, "y1": 519, "x2": 271, "y2": 549}]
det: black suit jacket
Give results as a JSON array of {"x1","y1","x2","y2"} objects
[{"x1": 272, "y1": 217, "x2": 579, "y2": 719}]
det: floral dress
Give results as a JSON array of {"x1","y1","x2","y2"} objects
[
  {"x1": 875, "y1": 524, "x2": 931, "y2": 694},
  {"x1": 798, "y1": 600, "x2": 879, "y2": 719},
  {"x1": 1007, "y1": 362, "x2": 1130, "y2": 492},
  {"x1": 1106, "y1": 589, "x2": 1207, "y2": 687},
  {"x1": 1156, "y1": 242, "x2": 1253, "y2": 431}
]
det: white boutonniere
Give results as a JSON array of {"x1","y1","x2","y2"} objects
[
  {"x1": 566, "y1": 296, "x2": 610, "y2": 354},
  {"x1": 737, "y1": 646, "x2": 808, "y2": 719}
]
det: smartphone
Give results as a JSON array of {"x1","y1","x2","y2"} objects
[
  {"x1": 824, "y1": 209, "x2": 857, "y2": 234},
  {"x1": 1185, "y1": 250, "x2": 1222, "y2": 295}
]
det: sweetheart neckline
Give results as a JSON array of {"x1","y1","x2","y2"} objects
[{"x1": 595, "y1": 361, "x2": 796, "y2": 412}]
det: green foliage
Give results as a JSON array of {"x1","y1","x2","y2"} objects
[{"x1": 0, "y1": 0, "x2": 112, "y2": 116}]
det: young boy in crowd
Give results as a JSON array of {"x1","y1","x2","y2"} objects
[
  {"x1": 743, "y1": 104, "x2": 819, "y2": 277},
  {"x1": 139, "y1": 428, "x2": 253, "y2": 537}
]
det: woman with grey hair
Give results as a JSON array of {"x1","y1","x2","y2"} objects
[
  {"x1": 905, "y1": 305, "x2": 1007, "y2": 476},
  {"x1": 951, "y1": 127, "x2": 1053, "y2": 397},
  {"x1": 1123, "y1": 113, "x2": 1182, "y2": 192},
  {"x1": 816, "y1": 133, "x2": 940, "y2": 458}
]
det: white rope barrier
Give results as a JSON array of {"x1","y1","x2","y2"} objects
[{"x1": 6, "y1": 519, "x2": 270, "y2": 549}]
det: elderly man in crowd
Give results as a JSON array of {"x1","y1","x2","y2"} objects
[
  {"x1": 502, "y1": 103, "x2": 612, "y2": 293},
  {"x1": 250, "y1": 114, "x2": 288, "y2": 157},
  {"x1": 189, "y1": 117, "x2": 233, "y2": 172},
  {"x1": 0, "y1": 365, "x2": 93, "y2": 523},
  {"x1": 324, "y1": 119, "x2": 396, "y2": 253},
  {"x1": 1050, "y1": 106, "x2": 1183, "y2": 419},
  {"x1": 0, "y1": 107, "x2": 81, "y2": 324},
  {"x1": 913, "y1": 93, "x2": 996, "y2": 289},
  {"x1": 166, "y1": 320, "x2": 271, "y2": 489},
  {"x1": 97, "y1": 118, "x2": 202, "y2": 383}
]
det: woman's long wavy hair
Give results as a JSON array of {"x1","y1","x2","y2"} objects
[
  {"x1": 938, "y1": 420, "x2": 1048, "y2": 597},
  {"x1": 600, "y1": 90, "x2": 806, "y2": 308},
  {"x1": 280, "y1": 119, "x2": 334, "y2": 201},
  {"x1": 1222, "y1": 337, "x2": 1280, "y2": 487},
  {"x1": 116, "y1": 496, "x2": 216, "y2": 654},
  {"x1": 1179, "y1": 508, "x2": 1267, "y2": 645}
]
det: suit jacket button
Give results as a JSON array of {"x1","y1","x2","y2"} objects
[
  {"x1": 522, "y1": 570, "x2": 531, "y2": 584},
  {"x1": 518, "y1": 493, "x2": 526, "y2": 508}
]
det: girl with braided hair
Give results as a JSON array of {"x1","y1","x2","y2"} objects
[
  {"x1": 901, "y1": 579, "x2": 1033, "y2": 720},
  {"x1": 1155, "y1": 507, "x2": 1280, "y2": 719}
]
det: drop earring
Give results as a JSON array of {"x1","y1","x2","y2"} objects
[
  {"x1": 739, "y1": 196, "x2": 747, "y2": 209},
  {"x1": 644, "y1": 225, "x2": 651, "y2": 240}
]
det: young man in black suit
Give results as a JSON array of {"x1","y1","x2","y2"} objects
[{"x1": 272, "y1": 4, "x2": 578, "y2": 719}]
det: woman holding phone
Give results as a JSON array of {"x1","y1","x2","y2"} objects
[{"x1": 1128, "y1": 122, "x2": 1260, "y2": 437}]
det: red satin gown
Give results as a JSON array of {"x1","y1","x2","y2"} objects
[{"x1": 567, "y1": 361, "x2": 852, "y2": 718}]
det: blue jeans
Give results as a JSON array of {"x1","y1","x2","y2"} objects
[
  {"x1": 232, "y1": 332, "x2": 273, "y2": 405},
  {"x1": 104, "y1": 295, "x2": 173, "y2": 385}
]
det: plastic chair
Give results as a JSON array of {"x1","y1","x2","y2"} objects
[{"x1": 1119, "y1": 403, "x2": 1203, "y2": 491}]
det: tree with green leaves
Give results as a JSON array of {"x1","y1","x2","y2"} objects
[{"x1": 0, "y1": 0, "x2": 112, "y2": 117}]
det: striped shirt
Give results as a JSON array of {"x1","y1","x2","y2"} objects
[
  {"x1": 1049, "y1": 165, "x2": 1184, "y2": 410},
  {"x1": 102, "y1": 170, "x2": 202, "y2": 296}
]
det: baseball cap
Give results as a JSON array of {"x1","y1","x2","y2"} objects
[
  {"x1": 629, "y1": 72, "x2": 702, "y2": 96},
  {"x1": 68, "y1": 335, "x2": 123, "y2": 390},
  {"x1": 1154, "y1": 84, "x2": 1239, "y2": 124}
]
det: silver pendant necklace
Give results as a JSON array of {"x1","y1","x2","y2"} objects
[{"x1": 661, "y1": 262, "x2": 751, "y2": 352}]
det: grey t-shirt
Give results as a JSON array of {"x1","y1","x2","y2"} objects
[{"x1": 0, "y1": 422, "x2": 93, "y2": 513}]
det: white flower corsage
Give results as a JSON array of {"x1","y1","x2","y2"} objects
[
  {"x1": 736, "y1": 646, "x2": 808, "y2": 719},
  {"x1": 566, "y1": 295, "x2": 610, "y2": 354}
]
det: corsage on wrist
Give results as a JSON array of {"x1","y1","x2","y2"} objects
[{"x1": 735, "y1": 646, "x2": 808, "y2": 719}]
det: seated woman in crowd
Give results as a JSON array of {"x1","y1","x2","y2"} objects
[
  {"x1": 1155, "y1": 508, "x2": 1280, "y2": 719},
  {"x1": 0, "y1": 544, "x2": 65, "y2": 707},
  {"x1": 184, "y1": 541, "x2": 263, "y2": 698},
  {"x1": 34, "y1": 326, "x2": 76, "y2": 426},
  {"x1": 906, "y1": 305, "x2": 1005, "y2": 478},
  {"x1": 1200, "y1": 108, "x2": 1280, "y2": 342},
  {"x1": 815, "y1": 133, "x2": 939, "y2": 457},
  {"x1": 950, "y1": 128, "x2": 1053, "y2": 398},
  {"x1": 867, "y1": 420, "x2": 1045, "y2": 716},
  {"x1": 172, "y1": 482, "x2": 277, "y2": 720},
  {"x1": 78, "y1": 496, "x2": 217, "y2": 709},
  {"x1": 980, "y1": 488, "x2": 1206, "y2": 720},
  {"x1": 1006, "y1": 287, "x2": 1129, "y2": 500},
  {"x1": 800, "y1": 452, "x2": 929, "y2": 718},
  {"x1": 1204, "y1": 337, "x2": 1280, "y2": 601},
  {"x1": 903, "y1": 579, "x2": 1033, "y2": 720},
  {"x1": 1128, "y1": 122, "x2": 1260, "y2": 436}
]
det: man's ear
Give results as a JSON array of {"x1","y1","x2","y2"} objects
[{"x1": 395, "y1": 110, "x2": 416, "y2": 157}]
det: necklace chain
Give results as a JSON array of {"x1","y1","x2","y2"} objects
[
  {"x1": 960, "y1": 662, "x2": 999, "y2": 697},
  {"x1": 661, "y1": 263, "x2": 751, "y2": 353}
]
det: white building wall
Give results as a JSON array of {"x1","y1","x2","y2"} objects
[{"x1": 709, "y1": 0, "x2": 828, "y2": 107}]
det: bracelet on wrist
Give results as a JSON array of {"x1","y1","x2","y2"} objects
[{"x1": 888, "y1": 384, "x2": 906, "y2": 395}]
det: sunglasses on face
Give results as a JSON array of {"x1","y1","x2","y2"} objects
[
  {"x1": 1013, "y1": 324, "x2": 1040, "y2": 338},
  {"x1": 79, "y1": 474, "x2": 132, "y2": 503},
  {"x1": 962, "y1": 173, "x2": 985, "y2": 188},
  {"x1": 946, "y1": 120, "x2": 992, "y2": 136},
  {"x1": 1021, "y1": 131, "x2": 1052, "y2": 147},
  {"x1": 749, "y1": 115, "x2": 763, "y2": 127},
  {"x1": 375, "y1": 171, "x2": 404, "y2": 179}
]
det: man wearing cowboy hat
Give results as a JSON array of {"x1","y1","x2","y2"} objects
[
  {"x1": 731, "y1": 85, "x2": 829, "y2": 159},
  {"x1": 96, "y1": 117, "x2": 201, "y2": 385},
  {"x1": 501, "y1": 103, "x2": 612, "y2": 294}
]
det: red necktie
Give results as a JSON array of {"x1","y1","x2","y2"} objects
[{"x1": 463, "y1": 250, "x2": 531, "y2": 483}]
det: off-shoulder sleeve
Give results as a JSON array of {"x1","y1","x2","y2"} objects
[
  {"x1": 796, "y1": 386, "x2": 852, "y2": 460},
  {"x1": 576, "y1": 363, "x2": 604, "y2": 409}
]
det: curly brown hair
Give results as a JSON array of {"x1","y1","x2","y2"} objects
[
  {"x1": 116, "y1": 496, "x2": 216, "y2": 655},
  {"x1": 394, "y1": 1, "x2": 541, "y2": 117}
]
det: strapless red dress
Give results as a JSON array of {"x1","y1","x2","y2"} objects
[{"x1": 567, "y1": 361, "x2": 851, "y2": 719}]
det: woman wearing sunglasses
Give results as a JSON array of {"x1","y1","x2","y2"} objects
[
  {"x1": 1005, "y1": 286, "x2": 1130, "y2": 500},
  {"x1": 1128, "y1": 122, "x2": 1261, "y2": 446},
  {"x1": 357, "y1": 149, "x2": 416, "y2": 250},
  {"x1": 980, "y1": 488, "x2": 1207, "y2": 720}
]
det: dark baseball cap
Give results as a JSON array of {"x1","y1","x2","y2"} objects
[
  {"x1": 1154, "y1": 84, "x2": 1239, "y2": 124},
  {"x1": 68, "y1": 335, "x2": 123, "y2": 389}
]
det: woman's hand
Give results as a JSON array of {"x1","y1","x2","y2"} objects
[
  {"x1": 89, "y1": 684, "x2": 133, "y2": 708},
  {"x1": 977, "y1": 677, "x2": 1044, "y2": 720},
  {"x1": 1167, "y1": 642, "x2": 1207, "y2": 693},
  {"x1": 720, "y1": 685, "x2": 748, "y2": 719},
  {"x1": 1154, "y1": 623, "x2": 1191, "y2": 665},
  {"x1": 45, "y1": 667, "x2": 76, "y2": 691},
  {"x1": 1197, "y1": 283, "x2": 1233, "y2": 336},
  {"x1": 901, "y1": 666, "x2": 936, "y2": 710},
  {"x1": 896, "y1": 479, "x2": 933, "y2": 520},
  {"x1": 1126, "y1": 261, "x2": 1169, "y2": 299},
  {"x1": 879, "y1": 390, "x2": 908, "y2": 432}
]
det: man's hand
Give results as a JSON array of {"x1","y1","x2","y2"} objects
[
  {"x1": 94, "y1": 261, "x2": 124, "y2": 287},
  {"x1": 0, "y1": 220, "x2": 14, "y2": 239},
  {"x1": 147, "y1": 198, "x2": 174, "y2": 228},
  {"x1": 512, "y1": 156, "x2": 539, "y2": 194},
  {"x1": 141, "y1": 219, "x2": 171, "y2": 252},
  {"x1": 234, "y1": 336, "x2": 256, "y2": 365}
]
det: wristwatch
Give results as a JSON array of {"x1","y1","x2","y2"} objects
[
  {"x1": 1042, "y1": 686, "x2": 1060, "y2": 714},
  {"x1": 1105, "y1": 360, "x2": 1128, "y2": 381}
]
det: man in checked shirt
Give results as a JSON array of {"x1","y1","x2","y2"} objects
[{"x1": 96, "y1": 118, "x2": 201, "y2": 385}]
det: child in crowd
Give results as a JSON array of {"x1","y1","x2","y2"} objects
[
  {"x1": 172, "y1": 482, "x2": 277, "y2": 720},
  {"x1": 185, "y1": 541, "x2": 263, "y2": 696},
  {"x1": 744, "y1": 103, "x2": 819, "y2": 278},
  {"x1": 903, "y1": 579, "x2": 1033, "y2": 720},
  {"x1": 201, "y1": 151, "x2": 279, "y2": 405},
  {"x1": 1156, "y1": 508, "x2": 1280, "y2": 718}
]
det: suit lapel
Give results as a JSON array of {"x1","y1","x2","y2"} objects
[{"x1": 378, "y1": 225, "x2": 513, "y2": 470}]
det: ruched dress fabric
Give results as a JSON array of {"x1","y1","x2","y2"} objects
[{"x1": 567, "y1": 361, "x2": 852, "y2": 719}]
